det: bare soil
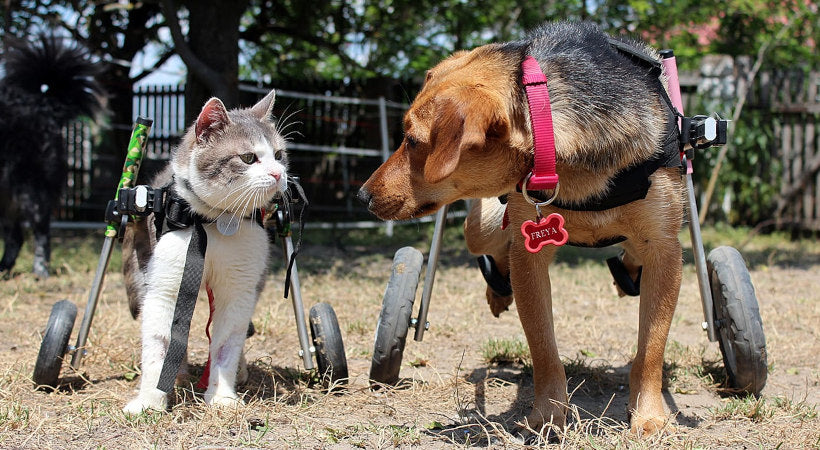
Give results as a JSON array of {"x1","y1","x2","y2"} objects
[{"x1": 0, "y1": 224, "x2": 818, "y2": 448}]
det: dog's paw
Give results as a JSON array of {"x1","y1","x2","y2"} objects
[
  {"x1": 629, "y1": 413, "x2": 669, "y2": 436},
  {"x1": 123, "y1": 391, "x2": 168, "y2": 415},
  {"x1": 518, "y1": 412, "x2": 564, "y2": 444},
  {"x1": 33, "y1": 265, "x2": 50, "y2": 279},
  {"x1": 486, "y1": 287, "x2": 514, "y2": 317}
]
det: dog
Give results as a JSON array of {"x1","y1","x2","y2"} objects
[
  {"x1": 358, "y1": 21, "x2": 685, "y2": 435},
  {"x1": 0, "y1": 35, "x2": 103, "y2": 278}
]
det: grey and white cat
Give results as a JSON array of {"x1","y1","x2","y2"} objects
[{"x1": 123, "y1": 89, "x2": 288, "y2": 413}]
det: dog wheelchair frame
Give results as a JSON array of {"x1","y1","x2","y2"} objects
[
  {"x1": 369, "y1": 51, "x2": 767, "y2": 396},
  {"x1": 33, "y1": 118, "x2": 348, "y2": 391}
]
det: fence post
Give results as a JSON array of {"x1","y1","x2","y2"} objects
[{"x1": 378, "y1": 96, "x2": 394, "y2": 236}]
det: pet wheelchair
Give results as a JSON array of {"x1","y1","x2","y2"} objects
[
  {"x1": 33, "y1": 118, "x2": 348, "y2": 390},
  {"x1": 369, "y1": 51, "x2": 767, "y2": 396}
]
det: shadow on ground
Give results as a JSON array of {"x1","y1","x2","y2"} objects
[{"x1": 419, "y1": 359, "x2": 710, "y2": 447}]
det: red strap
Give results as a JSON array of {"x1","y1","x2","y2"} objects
[
  {"x1": 196, "y1": 285, "x2": 216, "y2": 390},
  {"x1": 521, "y1": 56, "x2": 559, "y2": 191}
]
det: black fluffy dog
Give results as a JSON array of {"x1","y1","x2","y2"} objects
[{"x1": 0, "y1": 35, "x2": 103, "y2": 277}]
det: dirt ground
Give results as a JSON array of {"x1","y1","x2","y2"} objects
[{"x1": 0, "y1": 224, "x2": 818, "y2": 448}]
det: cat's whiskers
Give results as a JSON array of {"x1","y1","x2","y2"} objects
[
  {"x1": 235, "y1": 190, "x2": 256, "y2": 232},
  {"x1": 217, "y1": 187, "x2": 258, "y2": 234},
  {"x1": 208, "y1": 183, "x2": 261, "y2": 226},
  {"x1": 207, "y1": 181, "x2": 255, "y2": 217},
  {"x1": 209, "y1": 177, "x2": 284, "y2": 233},
  {"x1": 275, "y1": 105, "x2": 303, "y2": 142}
]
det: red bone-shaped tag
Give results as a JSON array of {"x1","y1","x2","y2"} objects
[{"x1": 521, "y1": 213, "x2": 568, "y2": 253}]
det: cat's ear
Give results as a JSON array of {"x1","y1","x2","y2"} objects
[
  {"x1": 250, "y1": 89, "x2": 276, "y2": 121},
  {"x1": 195, "y1": 97, "x2": 231, "y2": 143}
]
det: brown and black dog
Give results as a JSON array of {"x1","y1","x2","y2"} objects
[{"x1": 358, "y1": 22, "x2": 685, "y2": 435}]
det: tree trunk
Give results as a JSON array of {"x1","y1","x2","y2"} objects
[{"x1": 182, "y1": 0, "x2": 249, "y2": 124}]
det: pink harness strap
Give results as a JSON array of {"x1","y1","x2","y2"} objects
[{"x1": 521, "y1": 56, "x2": 559, "y2": 191}]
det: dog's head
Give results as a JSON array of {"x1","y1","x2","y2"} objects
[{"x1": 358, "y1": 45, "x2": 531, "y2": 220}]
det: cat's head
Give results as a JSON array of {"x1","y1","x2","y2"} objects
[{"x1": 172, "y1": 89, "x2": 288, "y2": 221}]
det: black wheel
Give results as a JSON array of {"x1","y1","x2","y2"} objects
[
  {"x1": 605, "y1": 251, "x2": 641, "y2": 297},
  {"x1": 309, "y1": 302, "x2": 348, "y2": 386},
  {"x1": 477, "y1": 255, "x2": 512, "y2": 297},
  {"x1": 707, "y1": 246, "x2": 767, "y2": 396},
  {"x1": 33, "y1": 299, "x2": 78, "y2": 390},
  {"x1": 369, "y1": 246, "x2": 424, "y2": 387}
]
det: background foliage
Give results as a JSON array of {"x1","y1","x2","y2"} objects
[{"x1": 1, "y1": 0, "x2": 818, "y2": 226}]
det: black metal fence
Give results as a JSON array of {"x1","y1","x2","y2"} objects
[{"x1": 56, "y1": 83, "x2": 410, "y2": 224}]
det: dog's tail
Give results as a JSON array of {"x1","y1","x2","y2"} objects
[{"x1": 2, "y1": 34, "x2": 105, "y2": 124}]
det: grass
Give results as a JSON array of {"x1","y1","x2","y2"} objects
[
  {"x1": 480, "y1": 337, "x2": 531, "y2": 366},
  {"x1": 0, "y1": 223, "x2": 819, "y2": 447},
  {"x1": 710, "y1": 395, "x2": 818, "y2": 423}
]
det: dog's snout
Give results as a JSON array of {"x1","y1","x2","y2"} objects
[{"x1": 356, "y1": 186, "x2": 372, "y2": 206}]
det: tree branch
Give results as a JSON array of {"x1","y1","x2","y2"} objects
[{"x1": 130, "y1": 49, "x2": 177, "y2": 85}]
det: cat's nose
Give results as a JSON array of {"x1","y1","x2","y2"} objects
[
  {"x1": 269, "y1": 171, "x2": 281, "y2": 181},
  {"x1": 356, "y1": 187, "x2": 372, "y2": 205}
]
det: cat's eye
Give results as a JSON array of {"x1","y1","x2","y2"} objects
[
  {"x1": 238, "y1": 152, "x2": 257, "y2": 164},
  {"x1": 274, "y1": 150, "x2": 283, "y2": 160}
]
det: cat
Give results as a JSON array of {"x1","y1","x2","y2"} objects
[{"x1": 123, "y1": 89, "x2": 288, "y2": 413}]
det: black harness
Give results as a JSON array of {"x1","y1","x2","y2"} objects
[
  {"x1": 155, "y1": 184, "x2": 267, "y2": 393},
  {"x1": 114, "y1": 180, "x2": 268, "y2": 393}
]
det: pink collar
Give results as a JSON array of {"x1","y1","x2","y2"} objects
[{"x1": 521, "y1": 56, "x2": 559, "y2": 191}]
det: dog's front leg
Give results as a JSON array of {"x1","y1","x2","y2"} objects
[
  {"x1": 0, "y1": 220, "x2": 24, "y2": 273},
  {"x1": 508, "y1": 231, "x2": 567, "y2": 434},
  {"x1": 464, "y1": 197, "x2": 514, "y2": 316},
  {"x1": 624, "y1": 237, "x2": 682, "y2": 435},
  {"x1": 30, "y1": 198, "x2": 52, "y2": 278}
]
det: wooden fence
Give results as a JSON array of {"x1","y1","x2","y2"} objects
[{"x1": 768, "y1": 71, "x2": 820, "y2": 231}]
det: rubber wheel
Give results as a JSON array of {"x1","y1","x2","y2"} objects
[
  {"x1": 369, "y1": 246, "x2": 424, "y2": 387},
  {"x1": 707, "y1": 246, "x2": 767, "y2": 396},
  {"x1": 605, "y1": 251, "x2": 641, "y2": 297},
  {"x1": 33, "y1": 299, "x2": 78, "y2": 390},
  {"x1": 309, "y1": 302, "x2": 348, "y2": 386},
  {"x1": 477, "y1": 255, "x2": 512, "y2": 297}
]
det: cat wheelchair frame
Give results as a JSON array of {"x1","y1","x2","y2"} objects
[
  {"x1": 369, "y1": 51, "x2": 767, "y2": 396},
  {"x1": 33, "y1": 117, "x2": 348, "y2": 390}
]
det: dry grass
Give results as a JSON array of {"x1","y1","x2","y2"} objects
[{"x1": 0, "y1": 221, "x2": 819, "y2": 448}]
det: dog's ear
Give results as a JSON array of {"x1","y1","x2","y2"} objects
[{"x1": 424, "y1": 92, "x2": 509, "y2": 184}]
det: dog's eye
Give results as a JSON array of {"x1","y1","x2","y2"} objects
[
  {"x1": 405, "y1": 136, "x2": 418, "y2": 149},
  {"x1": 238, "y1": 153, "x2": 258, "y2": 164}
]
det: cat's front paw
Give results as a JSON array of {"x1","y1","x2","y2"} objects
[
  {"x1": 123, "y1": 390, "x2": 168, "y2": 415},
  {"x1": 205, "y1": 391, "x2": 244, "y2": 408}
]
